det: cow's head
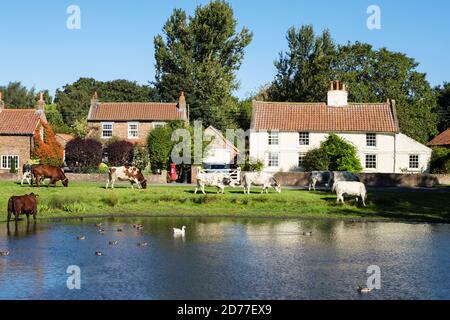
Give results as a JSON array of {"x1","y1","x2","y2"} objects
[
  {"x1": 62, "y1": 178, "x2": 69, "y2": 187},
  {"x1": 141, "y1": 179, "x2": 147, "y2": 189},
  {"x1": 271, "y1": 178, "x2": 281, "y2": 193},
  {"x1": 223, "y1": 177, "x2": 237, "y2": 188}
]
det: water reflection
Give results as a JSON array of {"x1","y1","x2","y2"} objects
[{"x1": 0, "y1": 217, "x2": 449, "y2": 300}]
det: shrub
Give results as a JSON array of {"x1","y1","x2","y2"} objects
[
  {"x1": 303, "y1": 148, "x2": 329, "y2": 171},
  {"x1": 320, "y1": 133, "x2": 362, "y2": 172},
  {"x1": 9, "y1": 157, "x2": 17, "y2": 174},
  {"x1": 106, "y1": 140, "x2": 134, "y2": 166},
  {"x1": 32, "y1": 122, "x2": 64, "y2": 167},
  {"x1": 430, "y1": 147, "x2": 450, "y2": 173},
  {"x1": 132, "y1": 146, "x2": 150, "y2": 170},
  {"x1": 148, "y1": 126, "x2": 173, "y2": 173},
  {"x1": 98, "y1": 162, "x2": 109, "y2": 173},
  {"x1": 71, "y1": 119, "x2": 89, "y2": 138},
  {"x1": 65, "y1": 138, "x2": 103, "y2": 172},
  {"x1": 241, "y1": 158, "x2": 264, "y2": 172}
]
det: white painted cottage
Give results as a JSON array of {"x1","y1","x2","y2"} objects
[
  {"x1": 203, "y1": 126, "x2": 240, "y2": 169},
  {"x1": 249, "y1": 81, "x2": 431, "y2": 173}
]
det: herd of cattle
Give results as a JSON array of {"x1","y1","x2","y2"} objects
[{"x1": 7, "y1": 164, "x2": 368, "y2": 223}]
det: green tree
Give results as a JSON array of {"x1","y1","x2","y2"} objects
[
  {"x1": 268, "y1": 26, "x2": 438, "y2": 143},
  {"x1": 436, "y1": 82, "x2": 450, "y2": 132},
  {"x1": 147, "y1": 125, "x2": 174, "y2": 173},
  {"x1": 0, "y1": 82, "x2": 37, "y2": 108},
  {"x1": 154, "y1": 0, "x2": 252, "y2": 130},
  {"x1": 302, "y1": 148, "x2": 329, "y2": 171},
  {"x1": 45, "y1": 104, "x2": 71, "y2": 133},
  {"x1": 320, "y1": 133, "x2": 362, "y2": 172},
  {"x1": 430, "y1": 147, "x2": 450, "y2": 173},
  {"x1": 55, "y1": 78, "x2": 157, "y2": 126},
  {"x1": 267, "y1": 25, "x2": 336, "y2": 102}
]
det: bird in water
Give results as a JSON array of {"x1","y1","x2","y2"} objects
[
  {"x1": 138, "y1": 242, "x2": 148, "y2": 247},
  {"x1": 109, "y1": 240, "x2": 118, "y2": 245},
  {"x1": 98, "y1": 228, "x2": 105, "y2": 234},
  {"x1": 0, "y1": 250, "x2": 10, "y2": 256},
  {"x1": 357, "y1": 286, "x2": 372, "y2": 293},
  {"x1": 95, "y1": 251, "x2": 103, "y2": 256},
  {"x1": 95, "y1": 223, "x2": 103, "y2": 228},
  {"x1": 117, "y1": 228, "x2": 123, "y2": 232},
  {"x1": 302, "y1": 231, "x2": 312, "y2": 236},
  {"x1": 173, "y1": 226, "x2": 186, "y2": 236},
  {"x1": 76, "y1": 236, "x2": 86, "y2": 240}
]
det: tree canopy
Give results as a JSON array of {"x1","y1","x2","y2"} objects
[
  {"x1": 0, "y1": 82, "x2": 52, "y2": 108},
  {"x1": 436, "y1": 82, "x2": 450, "y2": 132},
  {"x1": 154, "y1": 0, "x2": 252, "y2": 130},
  {"x1": 266, "y1": 24, "x2": 438, "y2": 144}
]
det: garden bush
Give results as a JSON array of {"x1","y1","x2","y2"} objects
[
  {"x1": 65, "y1": 138, "x2": 103, "y2": 172},
  {"x1": 132, "y1": 146, "x2": 150, "y2": 171},
  {"x1": 106, "y1": 140, "x2": 134, "y2": 166},
  {"x1": 302, "y1": 148, "x2": 329, "y2": 171},
  {"x1": 430, "y1": 147, "x2": 450, "y2": 173},
  {"x1": 32, "y1": 122, "x2": 64, "y2": 167}
]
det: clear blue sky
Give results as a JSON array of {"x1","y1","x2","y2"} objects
[{"x1": 0, "y1": 0, "x2": 449, "y2": 99}]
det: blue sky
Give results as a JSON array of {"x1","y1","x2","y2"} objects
[{"x1": 0, "y1": 0, "x2": 449, "y2": 99}]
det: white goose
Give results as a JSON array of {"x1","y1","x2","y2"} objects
[{"x1": 173, "y1": 226, "x2": 186, "y2": 236}]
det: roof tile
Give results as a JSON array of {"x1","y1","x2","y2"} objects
[
  {"x1": 427, "y1": 129, "x2": 450, "y2": 146},
  {"x1": 0, "y1": 109, "x2": 43, "y2": 135},
  {"x1": 88, "y1": 102, "x2": 185, "y2": 121}
]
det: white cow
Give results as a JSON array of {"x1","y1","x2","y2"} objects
[
  {"x1": 106, "y1": 166, "x2": 147, "y2": 189},
  {"x1": 195, "y1": 173, "x2": 237, "y2": 194},
  {"x1": 329, "y1": 171, "x2": 360, "y2": 190},
  {"x1": 243, "y1": 172, "x2": 281, "y2": 194},
  {"x1": 333, "y1": 181, "x2": 367, "y2": 206}
]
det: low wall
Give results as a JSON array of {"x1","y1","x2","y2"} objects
[{"x1": 273, "y1": 172, "x2": 450, "y2": 188}]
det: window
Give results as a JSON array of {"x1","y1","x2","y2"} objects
[
  {"x1": 409, "y1": 155, "x2": 419, "y2": 169},
  {"x1": 153, "y1": 122, "x2": 166, "y2": 129},
  {"x1": 268, "y1": 131, "x2": 279, "y2": 145},
  {"x1": 268, "y1": 153, "x2": 279, "y2": 167},
  {"x1": 1, "y1": 155, "x2": 19, "y2": 169},
  {"x1": 299, "y1": 132, "x2": 310, "y2": 145},
  {"x1": 101, "y1": 122, "x2": 113, "y2": 138},
  {"x1": 365, "y1": 154, "x2": 377, "y2": 169},
  {"x1": 128, "y1": 122, "x2": 139, "y2": 139},
  {"x1": 298, "y1": 153, "x2": 306, "y2": 167},
  {"x1": 366, "y1": 133, "x2": 377, "y2": 147}
]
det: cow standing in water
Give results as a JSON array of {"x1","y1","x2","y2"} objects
[
  {"x1": 31, "y1": 165, "x2": 69, "y2": 187},
  {"x1": 106, "y1": 166, "x2": 147, "y2": 189},
  {"x1": 7, "y1": 193, "x2": 39, "y2": 223}
]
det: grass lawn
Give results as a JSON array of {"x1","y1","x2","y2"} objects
[{"x1": 0, "y1": 181, "x2": 449, "y2": 223}]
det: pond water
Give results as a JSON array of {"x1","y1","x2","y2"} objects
[{"x1": 0, "y1": 217, "x2": 449, "y2": 300}]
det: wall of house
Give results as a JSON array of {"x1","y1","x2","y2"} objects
[
  {"x1": 0, "y1": 135, "x2": 32, "y2": 172},
  {"x1": 88, "y1": 121, "x2": 165, "y2": 144},
  {"x1": 249, "y1": 131, "x2": 432, "y2": 173}
]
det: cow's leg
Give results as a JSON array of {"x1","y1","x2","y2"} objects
[
  {"x1": 194, "y1": 182, "x2": 199, "y2": 194},
  {"x1": 7, "y1": 210, "x2": 11, "y2": 223},
  {"x1": 201, "y1": 184, "x2": 206, "y2": 194},
  {"x1": 105, "y1": 179, "x2": 110, "y2": 189},
  {"x1": 111, "y1": 177, "x2": 115, "y2": 189},
  {"x1": 362, "y1": 195, "x2": 366, "y2": 207}
]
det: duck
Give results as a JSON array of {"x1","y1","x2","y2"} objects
[
  {"x1": 95, "y1": 251, "x2": 103, "y2": 256},
  {"x1": 173, "y1": 226, "x2": 186, "y2": 236},
  {"x1": 138, "y1": 242, "x2": 148, "y2": 247},
  {"x1": 357, "y1": 286, "x2": 372, "y2": 293},
  {"x1": 0, "y1": 250, "x2": 10, "y2": 256},
  {"x1": 132, "y1": 224, "x2": 144, "y2": 229},
  {"x1": 302, "y1": 231, "x2": 313, "y2": 236},
  {"x1": 116, "y1": 228, "x2": 123, "y2": 232},
  {"x1": 95, "y1": 223, "x2": 103, "y2": 228},
  {"x1": 109, "y1": 240, "x2": 119, "y2": 245},
  {"x1": 76, "y1": 236, "x2": 86, "y2": 240}
]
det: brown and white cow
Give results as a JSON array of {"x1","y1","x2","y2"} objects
[
  {"x1": 32, "y1": 164, "x2": 69, "y2": 187},
  {"x1": 7, "y1": 193, "x2": 39, "y2": 222},
  {"x1": 106, "y1": 166, "x2": 147, "y2": 189}
]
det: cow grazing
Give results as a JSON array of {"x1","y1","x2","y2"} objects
[
  {"x1": 308, "y1": 171, "x2": 331, "y2": 191},
  {"x1": 31, "y1": 164, "x2": 68, "y2": 187},
  {"x1": 243, "y1": 172, "x2": 281, "y2": 194},
  {"x1": 7, "y1": 193, "x2": 39, "y2": 222},
  {"x1": 106, "y1": 166, "x2": 147, "y2": 189},
  {"x1": 333, "y1": 181, "x2": 367, "y2": 206},
  {"x1": 195, "y1": 173, "x2": 237, "y2": 194}
]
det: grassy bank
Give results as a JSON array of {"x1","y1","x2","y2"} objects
[{"x1": 0, "y1": 181, "x2": 449, "y2": 223}]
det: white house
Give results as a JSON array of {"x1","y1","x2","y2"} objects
[
  {"x1": 249, "y1": 81, "x2": 432, "y2": 173},
  {"x1": 203, "y1": 126, "x2": 240, "y2": 169}
]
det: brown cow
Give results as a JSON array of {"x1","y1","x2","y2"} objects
[
  {"x1": 7, "y1": 193, "x2": 39, "y2": 222},
  {"x1": 106, "y1": 166, "x2": 147, "y2": 189},
  {"x1": 32, "y1": 164, "x2": 69, "y2": 187}
]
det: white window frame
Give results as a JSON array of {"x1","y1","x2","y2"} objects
[
  {"x1": 268, "y1": 131, "x2": 279, "y2": 145},
  {"x1": 101, "y1": 122, "x2": 114, "y2": 139},
  {"x1": 1, "y1": 155, "x2": 19, "y2": 170},
  {"x1": 153, "y1": 122, "x2": 166, "y2": 129},
  {"x1": 365, "y1": 154, "x2": 377, "y2": 169},
  {"x1": 268, "y1": 152, "x2": 279, "y2": 167},
  {"x1": 298, "y1": 153, "x2": 306, "y2": 168},
  {"x1": 409, "y1": 154, "x2": 419, "y2": 169},
  {"x1": 366, "y1": 133, "x2": 377, "y2": 147},
  {"x1": 299, "y1": 132, "x2": 310, "y2": 145},
  {"x1": 128, "y1": 122, "x2": 139, "y2": 139}
]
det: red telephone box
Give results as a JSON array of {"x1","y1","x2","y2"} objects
[{"x1": 170, "y1": 163, "x2": 177, "y2": 182}]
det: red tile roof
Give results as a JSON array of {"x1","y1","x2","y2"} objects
[
  {"x1": 250, "y1": 101, "x2": 399, "y2": 133},
  {"x1": 88, "y1": 102, "x2": 185, "y2": 121},
  {"x1": 427, "y1": 129, "x2": 450, "y2": 146},
  {"x1": 0, "y1": 109, "x2": 44, "y2": 135}
]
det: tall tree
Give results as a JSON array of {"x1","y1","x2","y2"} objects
[
  {"x1": 0, "y1": 82, "x2": 39, "y2": 108},
  {"x1": 436, "y1": 82, "x2": 450, "y2": 132},
  {"x1": 268, "y1": 26, "x2": 438, "y2": 144},
  {"x1": 267, "y1": 25, "x2": 336, "y2": 102},
  {"x1": 154, "y1": 0, "x2": 252, "y2": 130},
  {"x1": 54, "y1": 78, "x2": 157, "y2": 127}
]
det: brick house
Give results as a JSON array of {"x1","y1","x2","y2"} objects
[
  {"x1": 427, "y1": 129, "x2": 450, "y2": 148},
  {"x1": 0, "y1": 92, "x2": 47, "y2": 172},
  {"x1": 87, "y1": 92, "x2": 188, "y2": 144},
  {"x1": 250, "y1": 81, "x2": 432, "y2": 173}
]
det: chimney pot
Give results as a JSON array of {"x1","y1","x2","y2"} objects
[
  {"x1": 0, "y1": 92, "x2": 4, "y2": 112},
  {"x1": 330, "y1": 81, "x2": 334, "y2": 91},
  {"x1": 36, "y1": 91, "x2": 45, "y2": 111},
  {"x1": 335, "y1": 80, "x2": 340, "y2": 91},
  {"x1": 327, "y1": 80, "x2": 348, "y2": 107},
  {"x1": 342, "y1": 83, "x2": 347, "y2": 91}
]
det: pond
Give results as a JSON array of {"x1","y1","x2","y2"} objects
[{"x1": 0, "y1": 217, "x2": 449, "y2": 300}]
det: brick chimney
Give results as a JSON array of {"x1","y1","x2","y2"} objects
[
  {"x1": 0, "y1": 92, "x2": 4, "y2": 113},
  {"x1": 327, "y1": 80, "x2": 348, "y2": 107},
  {"x1": 178, "y1": 91, "x2": 188, "y2": 121},
  {"x1": 36, "y1": 91, "x2": 45, "y2": 111}
]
